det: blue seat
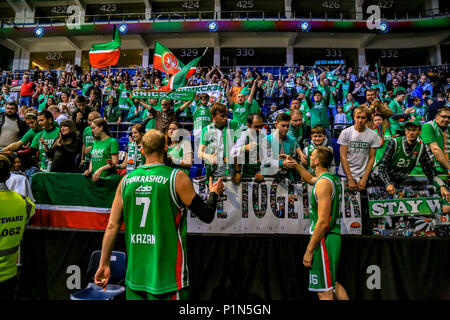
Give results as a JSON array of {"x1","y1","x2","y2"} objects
[
  {"x1": 201, "y1": 166, "x2": 206, "y2": 176},
  {"x1": 70, "y1": 250, "x2": 126, "y2": 300},
  {"x1": 189, "y1": 166, "x2": 198, "y2": 179}
]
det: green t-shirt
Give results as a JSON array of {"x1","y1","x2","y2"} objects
[
  {"x1": 20, "y1": 127, "x2": 42, "y2": 145},
  {"x1": 298, "y1": 101, "x2": 311, "y2": 126},
  {"x1": 127, "y1": 104, "x2": 144, "y2": 123},
  {"x1": 231, "y1": 101, "x2": 251, "y2": 128},
  {"x1": 340, "y1": 81, "x2": 351, "y2": 103},
  {"x1": 30, "y1": 126, "x2": 60, "y2": 171},
  {"x1": 193, "y1": 104, "x2": 212, "y2": 135},
  {"x1": 329, "y1": 86, "x2": 338, "y2": 107},
  {"x1": 104, "y1": 104, "x2": 122, "y2": 122},
  {"x1": 102, "y1": 86, "x2": 115, "y2": 103},
  {"x1": 287, "y1": 123, "x2": 304, "y2": 148},
  {"x1": 343, "y1": 101, "x2": 360, "y2": 124},
  {"x1": 373, "y1": 127, "x2": 394, "y2": 165},
  {"x1": 142, "y1": 103, "x2": 162, "y2": 131},
  {"x1": 83, "y1": 126, "x2": 95, "y2": 161},
  {"x1": 388, "y1": 99, "x2": 405, "y2": 133},
  {"x1": 82, "y1": 82, "x2": 93, "y2": 96},
  {"x1": 306, "y1": 87, "x2": 331, "y2": 128},
  {"x1": 91, "y1": 136, "x2": 119, "y2": 177},
  {"x1": 117, "y1": 88, "x2": 134, "y2": 111},
  {"x1": 38, "y1": 94, "x2": 49, "y2": 112},
  {"x1": 420, "y1": 120, "x2": 450, "y2": 174}
]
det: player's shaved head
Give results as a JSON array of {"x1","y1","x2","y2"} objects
[{"x1": 142, "y1": 129, "x2": 166, "y2": 156}]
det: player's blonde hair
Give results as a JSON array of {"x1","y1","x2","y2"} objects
[{"x1": 142, "y1": 129, "x2": 166, "y2": 155}]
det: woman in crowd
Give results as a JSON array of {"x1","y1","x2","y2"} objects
[
  {"x1": 103, "y1": 96, "x2": 122, "y2": 124},
  {"x1": 45, "y1": 119, "x2": 82, "y2": 173},
  {"x1": 343, "y1": 93, "x2": 360, "y2": 125},
  {"x1": 87, "y1": 90, "x2": 101, "y2": 112},
  {"x1": 83, "y1": 118, "x2": 119, "y2": 182},
  {"x1": 58, "y1": 91, "x2": 71, "y2": 118},
  {"x1": 166, "y1": 121, "x2": 192, "y2": 175},
  {"x1": 102, "y1": 78, "x2": 117, "y2": 107},
  {"x1": 119, "y1": 124, "x2": 146, "y2": 174}
]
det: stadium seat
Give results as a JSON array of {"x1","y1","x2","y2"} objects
[
  {"x1": 70, "y1": 250, "x2": 126, "y2": 300},
  {"x1": 189, "y1": 166, "x2": 198, "y2": 179}
]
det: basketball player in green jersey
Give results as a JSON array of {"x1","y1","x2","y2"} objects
[
  {"x1": 94, "y1": 129, "x2": 224, "y2": 300},
  {"x1": 280, "y1": 146, "x2": 349, "y2": 300}
]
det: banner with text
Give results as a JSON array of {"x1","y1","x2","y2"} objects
[
  {"x1": 177, "y1": 84, "x2": 227, "y2": 105},
  {"x1": 367, "y1": 176, "x2": 449, "y2": 236},
  {"x1": 188, "y1": 177, "x2": 362, "y2": 235}
]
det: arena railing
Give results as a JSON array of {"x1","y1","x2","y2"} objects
[
  {"x1": 5, "y1": 64, "x2": 449, "y2": 84},
  {"x1": 1, "y1": 7, "x2": 447, "y2": 27}
]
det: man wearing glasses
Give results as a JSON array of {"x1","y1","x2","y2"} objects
[
  {"x1": 420, "y1": 107, "x2": 450, "y2": 176},
  {"x1": 230, "y1": 113, "x2": 266, "y2": 183}
]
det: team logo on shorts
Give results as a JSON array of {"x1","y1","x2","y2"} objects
[{"x1": 162, "y1": 52, "x2": 179, "y2": 72}]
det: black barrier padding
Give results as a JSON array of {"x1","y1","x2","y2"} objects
[{"x1": 16, "y1": 229, "x2": 450, "y2": 300}]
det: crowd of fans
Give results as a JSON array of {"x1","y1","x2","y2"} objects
[{"x1": 0, "y1": 61, "x2": 449, "y2": 233}]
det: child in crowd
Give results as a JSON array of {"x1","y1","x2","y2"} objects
[
  {"x1": 409, "y1": 96, "x2": 427, "y2": 123},
  {"x1": 302, "y1": 126, "x2": 335, "y2": 175},
  {"x1": 334, "y1": 105, "x2": 347, "y2": 130}
]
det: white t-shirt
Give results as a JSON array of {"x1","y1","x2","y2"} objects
[
  {"x1": 6, "y1": 172, "x2": 35, "y2": 202},
  {"x1": 337, "y1": 126, "x2": 380, "y2": 179},
  {"x1": 65, "y1": 63, "x2": 73, "y2": 73}
]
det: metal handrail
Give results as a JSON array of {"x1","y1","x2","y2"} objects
[{"x1": 1, "y1": 7, "x2": 448, "y2": 26}]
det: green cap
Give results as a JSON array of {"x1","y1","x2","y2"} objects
[{"x1": 404, "y1": 119, "x2": 422, "y2": 128}]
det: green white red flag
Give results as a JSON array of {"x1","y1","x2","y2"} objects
[
  {"x1": 160, "y1": 56, "x2": 201, "y2": 91},
  {"x1": 153, "y1": 41, "x2": 184, "y2": 75},
  {"x1": 89, "y1": 26, "x2": 121, "y2": 68}
]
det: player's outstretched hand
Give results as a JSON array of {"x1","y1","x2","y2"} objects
[
  {"x1": 279, "y1": 154, "x2": 297, "y2": 168},
  {"x1": 209, "y1": 177, "x2": 224, "y2": 195}
]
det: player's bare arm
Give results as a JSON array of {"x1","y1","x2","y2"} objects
[
  {"x1": 303, "y1": 178, "x2": 332, "y2": 268},
  {"x1": 94, "y1": 177, "x2": 125, "y2": 288}
]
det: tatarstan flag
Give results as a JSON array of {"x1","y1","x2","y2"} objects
[
  {"x1": 30, "y1": 172, "x2": 124, "y2": 230},
  {"x1": 153, "y1": 42, "x2": 184, "y2": 75},
  {"x1": 89, "y1": 26, "x2": 121, "y2": 68},
  {"x1": 160, "y1": 56, "x2": 201, "y2": 91}
]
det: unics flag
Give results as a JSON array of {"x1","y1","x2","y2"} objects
[
  {"x1": 153, "y1": 42, "x2": 184, "y2": 75},
  {"x1": 89, "y1": 26, "x2": 121, "y2": 68},
  {"x1": 30, "y1": 172, "x2": 123, "y2": 230},
  {"x1": 160, "y1": 56, "x2": 202, "y2": 91}
]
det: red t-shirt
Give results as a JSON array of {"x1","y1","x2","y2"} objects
[{"x1": 20, "y1": 81, "x2": 34, "y2": 97}]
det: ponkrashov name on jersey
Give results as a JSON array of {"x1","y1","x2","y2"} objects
[{"x1": 123, "y1": 175, "x2": 169, "y2": 186}]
